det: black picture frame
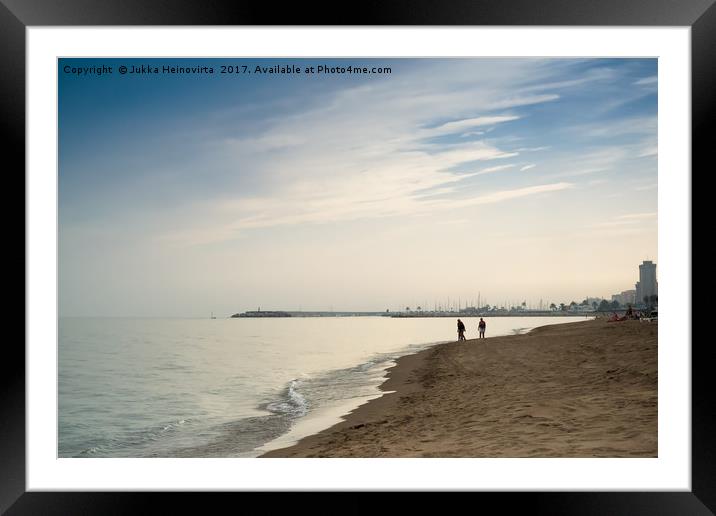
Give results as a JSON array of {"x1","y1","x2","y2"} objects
[{"x1": 5, "y1": 0, "x2": 710, "y2": 513}]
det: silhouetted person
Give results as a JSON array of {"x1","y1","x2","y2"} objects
[
  {"x1": 457, "y1": 319, "x2": 466, "y2": 341},
  {"x1": 478, "y1": 318, "x2": 486, "y2": 339}
]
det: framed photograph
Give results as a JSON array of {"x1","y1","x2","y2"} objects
[{"x1": 8, "y1": 0, "x2": 711, "y2": 513}]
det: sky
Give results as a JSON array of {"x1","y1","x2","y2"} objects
[{"x1": 59, "y1": 58, "x2": 657, "y2": 316}]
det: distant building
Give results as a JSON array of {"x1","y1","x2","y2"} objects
[
  {"x1": 624, "y1": 289, "x2": 636, "y2": 305},
  {"x1": 638, "y1": 260, "x2": 658, "y2": 303},
  {"x1": 611, "y1": 289, "x2": 636, "y2": 306}
]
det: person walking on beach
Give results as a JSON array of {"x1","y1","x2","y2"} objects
[
  {"x1": 478, "y1": 318, "x2": 486, "y2": 339},
  {"x1": 457, "y1": 319, "x2": 466, "y2": 341}
]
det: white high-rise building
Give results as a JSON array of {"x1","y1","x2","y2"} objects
[{"x1": 638, "y1": 260, "x2": 658, "y2": 303}]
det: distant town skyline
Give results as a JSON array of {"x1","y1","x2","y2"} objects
[
  {"x1": 59, "y1": 58, "x2": 657, "y2": 317},
  {"x1": 394, "y1": 259, "x2": 657, "y2": 314}
]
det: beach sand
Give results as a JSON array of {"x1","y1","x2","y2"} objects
[{"x1": 261, "y1": 319, "x2": 657, "y2": 458}]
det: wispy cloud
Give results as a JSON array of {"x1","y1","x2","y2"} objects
[
  {"x1": 488, "y1": 94, "x2": 560, "y2": 110},
  {"x1": 515, "y1": 146, "x2": 550, "y2": 152},
  {"x1": 520, "y1": 164, "x2": 536, "y2": 171},
  {"x1": 637, "y1": 146, "x2": 658, "y2": 158},
  {"x1": 449, "y1": 182, "x2": 574, "y2": 209},
  {"x1": 539, "y1": 143, "x2": 651, "y2": 182},
  {"x1": 572, "y1": 116, "x2": 657, "y2": 139},
  {"x1": 520, "y1": 66, "x2": 617, "y2": 94},
  {"x1": 474, "y1": 164, "x2": 515, "y2": 176},
  {"x1": 432, "y1": 141, "x2": 518, "y2": 163},
  {"x1": 431, "y1": 115, "x2": 520, "y2": 135},
  {"x1": 634, "y1": 75, "x2": 657, "y2": 86}
]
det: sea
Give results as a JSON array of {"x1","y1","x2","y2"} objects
[{"x1": 58, "y1": 315, "x2": 586, "y2": 458}]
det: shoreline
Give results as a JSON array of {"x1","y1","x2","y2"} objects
[{"x1": 260, "y1": 319, "x2": 657, "y2": 458}]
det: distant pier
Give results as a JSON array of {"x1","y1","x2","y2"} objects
[{"x1": 231, "y1": 310, "x2": 292, "y2": 318}]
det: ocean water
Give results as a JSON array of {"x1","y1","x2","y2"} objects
[{"x1": 58, "y1": 315, "x2": 586, "y2": 457}]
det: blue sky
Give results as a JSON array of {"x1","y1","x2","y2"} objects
[{"x1": 59, "y1": 58, "x2": 657, "y2": 316}]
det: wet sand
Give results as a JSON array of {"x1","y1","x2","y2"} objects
[{"x1": 261, "y1": 319, "x2": 657, "y2": 458}]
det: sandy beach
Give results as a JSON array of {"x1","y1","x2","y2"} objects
[{"x1": 261, "y1": 319, "x2": 657, "y2": 458}]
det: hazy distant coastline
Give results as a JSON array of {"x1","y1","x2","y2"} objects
[{"x1": 230, "y1": 310, "x2": 601, "y2": 318}]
